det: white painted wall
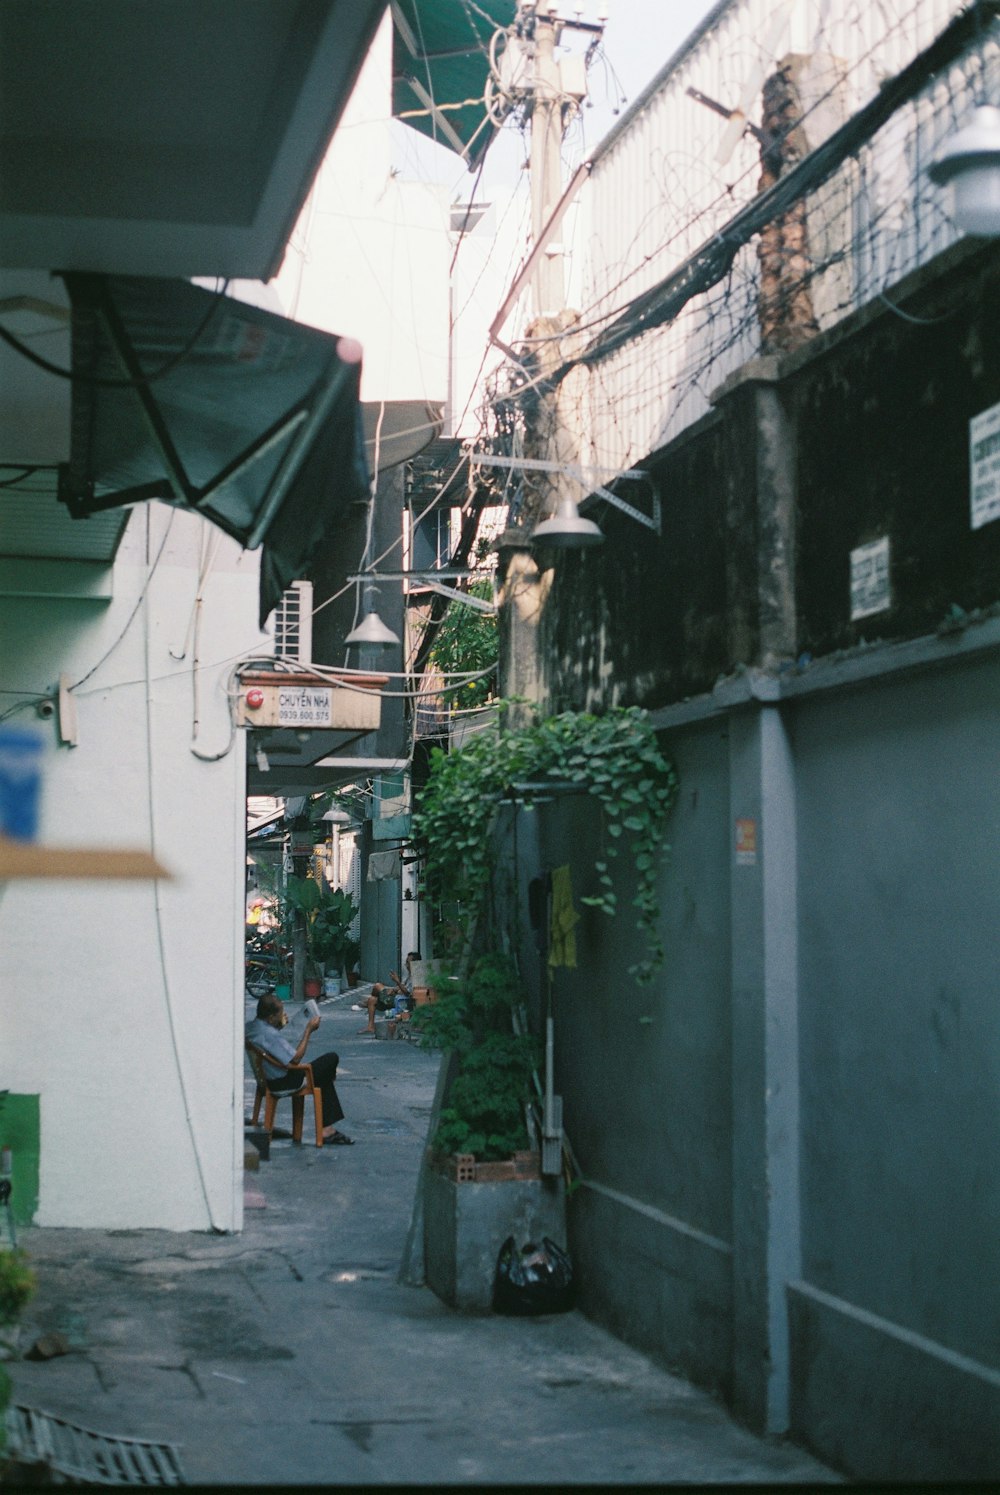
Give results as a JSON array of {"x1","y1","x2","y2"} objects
[
  {"x1": 274, "y1": 12, "x2": 450, "y2": 404},
  {"x1": 0, "y1": 505, "x2": 267, "y2": 1230},
  {"x1": 270, "y1": 9, "x2": 527, "y2": 434}
]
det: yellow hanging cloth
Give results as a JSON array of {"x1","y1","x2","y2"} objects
[{"x1": 548, "y1": 864, "x2": 579, "y2": 969}]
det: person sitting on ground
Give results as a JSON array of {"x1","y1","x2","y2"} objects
[
  {"x1": 247, "y1": 992, "x2": 353, "y2": 1144},
  {"x1": 357, "y1": 952, "x2": 419, "y2": 1034}
]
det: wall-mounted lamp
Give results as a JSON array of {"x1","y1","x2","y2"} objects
[
  {"x1": 471, "y1": 451, "x2": 657, "y2": 546},
  {"x1": 929, "y1": 104, "x2": 1000, "y2": 236},
  {"x1": 530, "y1": 494, "x2": 605, "y2": 549}
]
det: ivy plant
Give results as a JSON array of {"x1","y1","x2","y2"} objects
[{"x1": 413, "y1": 705, "x2": 678, "y2": 984}]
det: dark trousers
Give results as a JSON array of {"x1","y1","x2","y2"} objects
[{"x1": 270, "y1": 1049, "x2": 344, "y2": 1127}]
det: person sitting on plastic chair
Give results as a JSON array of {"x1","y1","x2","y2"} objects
[{"x1": 247, "y1": 992, "x2": 353, "y2": 1144}]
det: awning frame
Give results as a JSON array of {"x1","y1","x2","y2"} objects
[{"x1": 58, "y1": 273, "x2": 353, "y2": 550}]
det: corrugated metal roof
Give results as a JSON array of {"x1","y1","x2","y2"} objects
[
  {"x1": 0, "y1": 487, "x2": 129, "y2": 562},
  {"x1": 5, "y1": 1403, "x2": 184, "y2": 1485}
]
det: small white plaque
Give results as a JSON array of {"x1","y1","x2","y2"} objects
[
  {"x1": 970, "y1": 402, "x2": 1000, "y2": 530},
  {"x1": 850, "y1": 537, "x2": 891, "y2": 621},
  {"x1": 277, "y1": 687, "x2": 332, "y2": 726}
]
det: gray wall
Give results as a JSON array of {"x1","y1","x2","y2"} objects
[
  {"x1": 500, "y1": 239, "x2": 1000, "y2": 1478},
  {"x1": 521, "y1": 721, "x2": 736, "y2": 1398},
  {"x1": 360, "y1": 827, "x2": 402, "y2": 987},
  {"x1": 788, "y1": 651, "x2": 1000, "y2": 1478},
  {"x1": 509, "y1": 642, "x2": 1000, "y2": 1480}
]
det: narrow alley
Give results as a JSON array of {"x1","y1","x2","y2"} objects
[{"x1": 8, "y1": 990, "x2": 837, "y2": 1487}]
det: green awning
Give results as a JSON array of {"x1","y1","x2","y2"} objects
[
  {"x1": 59, "y1": 273, "x2": 369, "y2": 627},
  {"x1": 391, "y1": 0, "x2": 516, "y2": 167}
]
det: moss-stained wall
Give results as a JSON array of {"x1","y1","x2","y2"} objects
[
  {"x1": 537, "y1": 241, "x2": 1000, "y2": 717},
  {"x1": 794, "y1": 248, "x2": 1000, "y2": 655},
  {"x1": 540, "y1": 413, "x2": 731, "y2": 713}
]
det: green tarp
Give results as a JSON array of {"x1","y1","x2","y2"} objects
[{"x1": 391, "y1": 0, "x2": 516, "y2": 166}]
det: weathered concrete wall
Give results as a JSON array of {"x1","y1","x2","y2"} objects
[
  {"x1": 539, "y1": 241, "x2": 1000, "y2": 718},
  {"x1": 519, "y1": 720, "x2": 735, "y2": 1397},
  {"x1": 511, "y1": 241, "x2": 1000, "y2": 1476},
  {"x1": 509, "y1": 642, "x2": 1000, "y2": 1477},
  {"x1": 793, "y1": 244, "x2": 1000, "y2": 656},
  {"x1": 788, "y1": 651, "x2": 1000, "y2": 1478},
  {"x1": 539, "y1": 412, "x2": 730, "y2": 712}
]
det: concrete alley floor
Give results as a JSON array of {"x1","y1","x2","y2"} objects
[{"x1": 8, "y1": 991, "x2": 839, "y2": 1487}]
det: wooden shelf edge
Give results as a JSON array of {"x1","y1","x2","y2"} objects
[{"x1": 0, "y1": 838, "x2": 172, "y2": 880}]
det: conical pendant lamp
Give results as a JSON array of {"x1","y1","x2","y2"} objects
[
  {"x1": 530, "y1": 495, "x2": 604, "y2": 549},
  {"x1": 345, "y1": 583, "x2": 399, "y2": 647}
]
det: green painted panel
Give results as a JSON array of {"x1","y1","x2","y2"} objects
[
  {"x1": 373, "y1": 813, "x2": 411, "y2": 841},
  {"x1": 0, "y1": 1095, "x2": 40, "y2": 1226}
]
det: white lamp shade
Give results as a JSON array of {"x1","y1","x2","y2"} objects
[
  {"x1": 345, "y1": 609, "x2": 399, "y2": 646},
  {"x1": 530, "y1": 495, "x2": 604, "y2": 549},
  {"x1": 951, "y1": 160, "x2": 1000, "y2": 235},
  {"x1": 929, "y1": 105, "x2": 1000, "y2": 236}
]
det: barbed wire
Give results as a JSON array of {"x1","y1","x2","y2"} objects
[{"x1": 480, "y1": 0, "x2": 996, "y2": 485}]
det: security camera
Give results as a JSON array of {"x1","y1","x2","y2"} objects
[{"x1": 36, "y1": 699, "x2": 55, "y2": 720}]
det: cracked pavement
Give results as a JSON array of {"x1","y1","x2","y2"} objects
[{"x1": 8, "y1": 996, "x2": 838, "y2": 1486}]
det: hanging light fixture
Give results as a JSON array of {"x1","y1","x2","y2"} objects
[
  {"x1": 530, "y1": 494, "x2": 604, "y2": 549},
  {"x1": 344, "y1": 582, "x2": 399, "y2": 647},
  {"x1": 929, "y1": 104, "x2": 1000, "y2": 236}
]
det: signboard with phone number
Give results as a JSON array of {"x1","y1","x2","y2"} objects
[{"x1": 277, "y1": 688, "x2": 332, "y2": 726}]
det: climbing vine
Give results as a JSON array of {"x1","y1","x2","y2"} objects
[{"x1": 413, "y1": 705, "x2": 678, "y2": 984}]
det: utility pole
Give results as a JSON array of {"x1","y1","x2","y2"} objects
[
  {"x1": 497, "y1": 2, "x2": 602, "y2": 719},
  {"x1": 529, "y1": 11, "x2": 566, "y2": 320}
]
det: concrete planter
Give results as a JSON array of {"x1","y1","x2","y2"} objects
[{"x1": 423, "y1": 1153, "x2": 566, "y2": 1312}]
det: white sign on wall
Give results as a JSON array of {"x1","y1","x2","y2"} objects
[
  {"x1": 277, "y1": 687, "x2": 332, "y2": 726},
  {"x1": 970, "y1": 401, "x2": 1000, "y2": 530},
  {"x1": 850, "y1": 536, "x2": 891, "y2": 620}
]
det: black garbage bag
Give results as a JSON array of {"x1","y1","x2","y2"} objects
[{"x1": 492, "y1": 1235, "x2": 576, "y2": 1316}]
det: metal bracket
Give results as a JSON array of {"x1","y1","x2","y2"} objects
[
  {"x1": 589, "y1": 483, "x2": 661, "y2": 534},
  {"x1": 417, "y1": 578, "x2": 495, "y2": 614},
  {"x1": 470, "y1": 451, "x2": 661, "y2": 534}
]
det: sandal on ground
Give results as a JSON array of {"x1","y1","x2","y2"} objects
[{"x1": 327, "y1": 1131, "x2": 354, "y2": 1145}]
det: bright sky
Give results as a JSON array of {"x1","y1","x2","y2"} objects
[
  {"x1": 391, "y1": 1, "x2": 722, "y2": 193},
  {"x1": 587, "y1": 0, "x2": 720, "y2": 132}
]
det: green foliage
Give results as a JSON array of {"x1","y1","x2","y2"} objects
[
  {"x1": 413, "y1": 706, "x2": 678, "y2": 984},
  {"x1": 0, "y1": 1249, "x2": 35, "y2": 1445},
  {"x1": 426, "y1": 577, "x2": 497, "y2": 708},
  {"x1": 417, "y1": 955, "x2": 540, "y2": 1161},
  {"x1": 0, "y1": 1249, "x2": 33, "y2": 1328},
  {"x1": 342, "y1": 937, "x2": 361, "y2": 976},
  {"x1": 283, "y1": 877, "x2": 358, "y2": 972}
]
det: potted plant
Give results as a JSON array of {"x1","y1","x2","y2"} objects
[
  {"x1": 284, "y1": 876, "x2": 358, "y2": 992},
  {"x1": 414, "y1": 952, "x2": 564, "y2": 1311},
  {"x1": 416, "y1": 954, "x2": 538, "y2": 1165},
  {"x1": 342, "y1": 937, "x2": 361, "y2": 988},
  {"x1": 250, "y1": 871, "x2": 294, "y2": 999}
]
